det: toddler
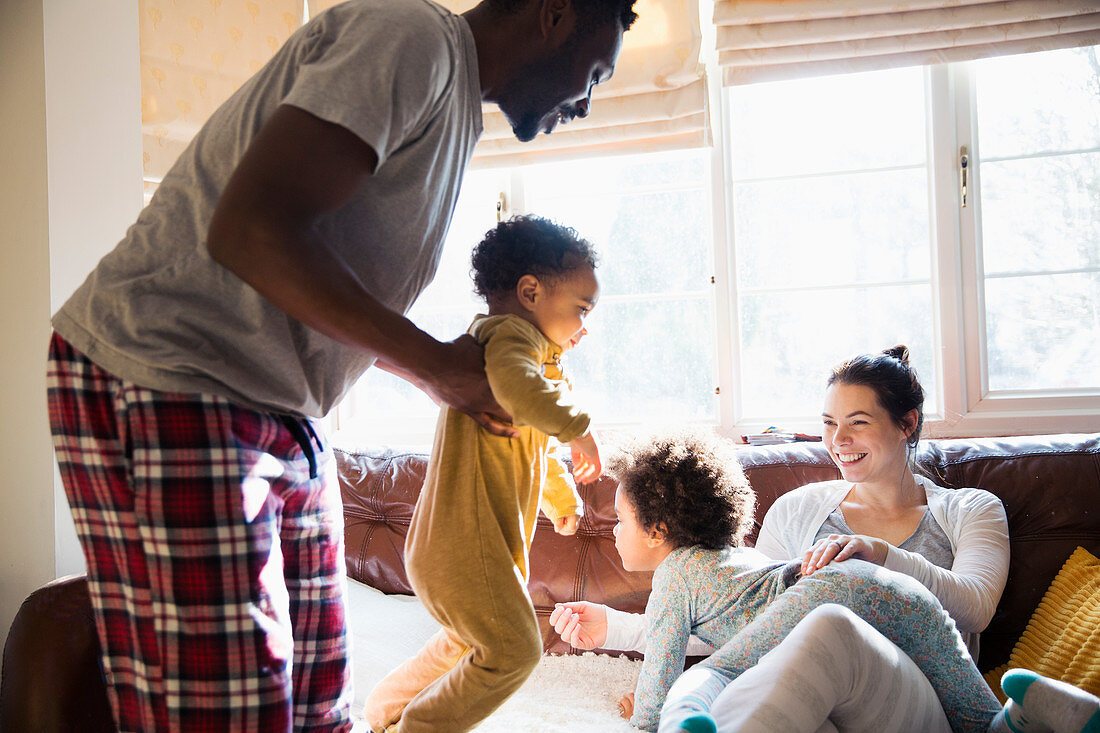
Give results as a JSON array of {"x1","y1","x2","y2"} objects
[{"x1": 363, "y1": 215, "x2": 602, "y2": 731}]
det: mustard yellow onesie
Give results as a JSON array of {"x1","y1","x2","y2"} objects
[{"x1": 364, "y1": 314, "x2": 589, "y2": 732}]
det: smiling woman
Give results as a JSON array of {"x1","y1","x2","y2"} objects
[{"x1": 755, "y1": 346, "x2": 1010, "y2": 658}]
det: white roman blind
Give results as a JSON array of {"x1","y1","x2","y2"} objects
[
  {"x1": 714, "y1": 0, "x2": 1100, "y2": 85},
  {"x1": 139, "y1": 0, "x2": 305, "y2": 194},
  {"x1": 309, "y1": 0, "x2": 707, "y2": 167}
]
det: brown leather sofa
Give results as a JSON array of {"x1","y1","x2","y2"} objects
[{"x1": 4, "y1": 433, "x2": 1098, "y2": 731}]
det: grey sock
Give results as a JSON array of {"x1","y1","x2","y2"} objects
[
  {"x1": 994, "y1": 669, "x2": 1100, "y2": 733},
  {"x1": 989, "y1": 699, "x2": 1051, "y2": 733}
]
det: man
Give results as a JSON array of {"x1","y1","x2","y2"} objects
[{"x1": 46, "y1": 0, "x2": 637, "y2": 729}]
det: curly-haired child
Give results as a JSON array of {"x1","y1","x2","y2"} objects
[
  {"x1": 362, "y1": 215, "x2": 603, "y2": 732},
  {"x1": 552, "y1": 429, "x2": 1100, "y2": 733}
]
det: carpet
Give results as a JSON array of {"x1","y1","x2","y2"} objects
[
  {"x1": 346, "y1": 579, "x2": 642, "y2": 731},
  {"x1": 474, "y1": 652, "x2": 641, "y2": 732}
]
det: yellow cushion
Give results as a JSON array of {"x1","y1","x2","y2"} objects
[{"x1": 984, "y1": 546, "x2": 1100, "y2": 703}]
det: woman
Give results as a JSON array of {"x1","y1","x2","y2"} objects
[
  {"x1": 756, "y1": 345, "x2": 1009, "y2": 658},
  {"x1": 550, "y1": 425, "x2": 1094, "y2": 733},
  {"x1": 551, "y1": 347, "x2": 1014, "y2": 731}
]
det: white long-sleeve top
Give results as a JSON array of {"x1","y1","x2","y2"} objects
[
  {"x1": 754, "y1": 476, "x2": 1010, "y2": 657},
  {"x1": 603, "y1": 475, "x2": 1009, "y2": 660}
]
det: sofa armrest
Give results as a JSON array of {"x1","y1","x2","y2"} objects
[{"x1": 0, "y1": 575, "x2": 114, "y2": 732}]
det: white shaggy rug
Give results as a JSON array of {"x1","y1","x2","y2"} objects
[
  {"x1": 474, "y1": 652, "x2": 641, "y2": 732},
  {"x1": 346, "y1": 579, "x2": 642, "y2": 731}
]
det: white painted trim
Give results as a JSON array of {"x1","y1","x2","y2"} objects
[
  {"x1": 709, "y1": 71, "x2": 738, "y2": 430},
  {"x1": 43, "y1": 0, "x2": 143, "y2": 578},
  {"x1": 1, "y1": 0, "x2": 55, "y2": 642},
  {"x1": 928, "y1": 63, "x2": 966, "y2": 429}
]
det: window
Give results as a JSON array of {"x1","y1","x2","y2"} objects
[
  {"x1": 968, "y1": 46, "x2": 1100, "y2": 394},
  {"x1": 520, "y1": 153, "x2": 716, "y2": 426},
  {"x1": 724, "y1": 65, "x2": 938, "y2": 422},
  {"x1": 331, "y1": 45, "x2": 1100, "y2": 446},
  {"x1": 333, "y1": 150, "x2": 718, "y2": 444}
]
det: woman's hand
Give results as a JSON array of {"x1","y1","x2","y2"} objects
[
  {"x1": 549, "y1": 601, "x2": 608, "y2": 650},
  {"x1": 617, "y1": 692, "x2": 635, "y2": 720},
  {"x1": 801, "y1": 533, "x2": 888, "y2": 575}
]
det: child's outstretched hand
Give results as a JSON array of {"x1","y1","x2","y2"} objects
[
  {"x1": 569, "y1": 431, "x2": 602, "y2": 484},
  {"x1": 617, "y1": 692, "x2": 634, "y2": 720},
  {"x1": 554, "y1": 513, "x2": 580, "y2": 535},
  {"x1": 549, "y1": 601, "x2": 608, "y2": 649}
]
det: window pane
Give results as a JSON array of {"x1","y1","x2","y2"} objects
[
  {"x1": 523, "y1": 150, "x2": 718, "y2": 424},
  {"x1": 727, "y1": 67, "x2": 935, "y2": 423},
  {"x1": 984, "y1": 273, "x2": 1100, "y2": 391},
  {"x1": 980, "y1": 154, "x2": 1100, "y2": 273},
  {"x1": 975, "y1": 46, "x2": 1100, "y2": 158},
  {"x1": 532, "y1": 188, "x2": 709, "y2": 295},
  {"x1": 739, "y1": 285, "x2": 936, "y2": 418},
  {"x1": 975, "y1": 45, "x2": 1100, "y2": 393},
  {"x1": 734, "y1": 169, "x2": 931, "y2": 290},
  {"x1": 729, "y1": 66, "x2": 926, "y2": 179},
  {"x1": 524, "y1": 154, "x2": 710, "y2": 295},
  {"x1": 568, "y1": 297, "x2": 715, "y2": 423}
]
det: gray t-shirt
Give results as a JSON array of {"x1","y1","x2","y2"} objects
[
  {"x1": 53, "y1": 0, "x2": 483, "y2": 418},
  {"x1": 816, "y1": 507, "x2": 955, "y2": 571}
]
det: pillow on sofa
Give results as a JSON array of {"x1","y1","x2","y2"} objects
[{"x1": 984, "y1": 546, "x2": 1100, "y2": 702}]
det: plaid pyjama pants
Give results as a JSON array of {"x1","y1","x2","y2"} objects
[{"x1": 47, "y1": 333, "x2": 352, "y2": 732}]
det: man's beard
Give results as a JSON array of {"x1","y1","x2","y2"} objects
[
  {"x1": 511, "y1": 111, "x2": 543, "y2": 142},
  {"x1": 498, "y1": 36, "x2": 578, "y2": 142}
]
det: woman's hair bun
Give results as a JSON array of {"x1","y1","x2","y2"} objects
[{"x1": 883, "y1": 345, "x2": 910, "y2": 364}]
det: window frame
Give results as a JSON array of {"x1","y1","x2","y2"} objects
[
  {"x1": 951, "y1": 59, "x2": 1100, "y2": 436},
  {"x1": 711, "y1": 58, "x2": 1099, "y2": 441}
]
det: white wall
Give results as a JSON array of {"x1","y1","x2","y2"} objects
[
  {"x1": 43, "y1": 0, "x2": 143, "y2": 578},
  {"x1": 0, "y1": 0, "x2": 141, "y2": 642},
  {"x1": 0, "y1": 0, "x2": 57, "y2": 644}
]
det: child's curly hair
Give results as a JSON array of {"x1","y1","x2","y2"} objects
[
  {"x1": 609, "y1": 429, "x2": 755, "y2": 550},
  {"x1": 470, "y1": 215, "x2": 598, "y2": 300}
]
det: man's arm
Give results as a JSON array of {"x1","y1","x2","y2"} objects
[{"x1": 206, "y1": 105, "x2": 513, "y2": 434}]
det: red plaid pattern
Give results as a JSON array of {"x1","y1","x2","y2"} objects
[{"x1": 47, "y1": 333, "x2": 352, "y2": 732}]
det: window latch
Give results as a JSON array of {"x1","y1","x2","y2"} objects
[{"x1": 960, "y1": 146, "x2": 968, "y2": 208}]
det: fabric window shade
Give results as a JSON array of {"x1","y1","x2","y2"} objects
[
  {"x1": 140, "y1": 0, "x2": 304, "y2": 190},
  {"x1": 714, "y1": 0, "x2": 1100, "y2": 86},
  {"x1": 309, "y1": 0, "x2": 707, "y2": 167}
]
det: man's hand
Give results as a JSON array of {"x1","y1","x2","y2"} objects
[
  {"x1": 801, "y1": 533, "x2": 888, "y2": 576},
  {"x1": 378, "y1": 334, "x2": 517, "y2": 438},
  {"x1": 549, "y1": 601, "x2": 608, "y2": 650},
  {"x1": 568, "y1": 431, "x2": 602, "y2": 484},
  {"x1": 553, "y1": 514, "x2": 580, "y2": 535}
]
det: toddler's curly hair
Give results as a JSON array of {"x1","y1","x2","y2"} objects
[
  {"x1": 470, "y1": 215, "x2": 598, "y2": 301},
  {"x1": 609, "y1": 429, "x2": 755, "y2": 550}
]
